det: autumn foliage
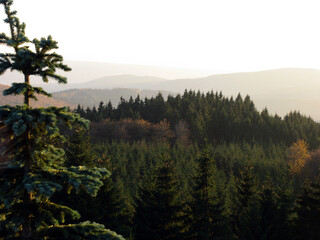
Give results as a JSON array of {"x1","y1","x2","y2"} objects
[
  {"x1": 90, "y1": 118, "x2": 174, "y2": 143},
  {"x1": 288, "y1": 139, "x2": 311, "y2": 174}
]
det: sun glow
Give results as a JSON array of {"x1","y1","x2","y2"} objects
[{"x1": 1, "y1": 0, "x2": 320, "y2": 73}]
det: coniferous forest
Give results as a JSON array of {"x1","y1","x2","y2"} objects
[
  {"x1": 73, "y1": 92, "x2": 320, "y2": 240},
  {"x1": 1, "y1": 1, "x2": 320, "y2": 240}
]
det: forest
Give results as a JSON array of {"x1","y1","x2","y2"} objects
[
  {"x1": 70, "y1": 91, "x2": 320, "y2": 239},
  {"x1": 1, "y1": 0, "x2": 320, "y2": 239}
]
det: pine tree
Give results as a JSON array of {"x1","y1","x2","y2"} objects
[
  {"x1": 135, "y1": 156, "x2": 186, "y2": 240},
  {"x1": 296, "y1": 177, "x2": 320, "y2": 240},
  {"x1": 232, "y1": 165, "x2": 259, "y2": 240},
  {"x1": 232, "y1": 168, "x2": 294, "y2": 240},
  {"x1": 53, "y1": 131, "x2": 134, "y2": 238},
  {"x1": 0, "y1": 1, "x2": 124, "y2": 239},
  {"x1": 65, "y1": 129, "x2": 96, "y2": 167},
  {"x1": 256, "y1": 180, "x2": 294, "y2": 240},
  {"x1": 89, "y1": 178, "x2": 135, "y2": 239},
  {"x1": 134, "y1": 173, "x2": 158, "y2": 240},
  {"x1": 188, "y1": 150, "x2": 229, "y2": 240}
]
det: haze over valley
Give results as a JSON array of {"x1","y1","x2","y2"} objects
[{"x1": 1, "y1": 61, "x2": 320, "y2": 120}]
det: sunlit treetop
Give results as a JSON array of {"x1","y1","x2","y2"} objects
[{"x1": 0, "y1": 0, "x2": 71, "y2": 102}]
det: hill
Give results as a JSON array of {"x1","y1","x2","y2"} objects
[
  {"x1": 152, "y1": 68, "x2": 320, "y2": 94},
  {"x1": 150, "y1": 68, "x2": 320, "y2": 120},
  {"x1": 0, "y1": 84, "x2": 72, "y2": 108},
  {"x1": 52, "y1": 88, "x2": 175, "y2": 107},
  {"x1": 1, "y1": 60, "x2": 211, "y2": 85},
  {"x1": 4, "y1": 68, "x2": 320, "y2": 120},
  {"x1": 53, "y1": 68, "x2": 320, "y2": 120},
  {"x1": 41, "y1": 75, "x2": 168, "y2": 93}
]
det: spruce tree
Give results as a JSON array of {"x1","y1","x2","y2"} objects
[
  {"x1": 232, "y1": 165, "x2": 259, "y2": 240},
  {"x1": 134, "y1": 173, "x2": 158, "y2": 240},
  {"x1": 65, "y1": 129, "x2": 96, "y2": 167},
  {"x1": 135, "y1": 156, "x2": 186, "y2": 240},
  {"x1": 0, "y1": 1, "x2": 124, "y2": 239},
  {"x1": 296, "y1": 177, "x2": 320, "y2": 240},
  {"x1": 255, "y1": 180, "x2": 294, "y2": 240},
  {"x1": 89, "y1": 178, "x2": 135, "y2": 239},
  {"x1": 188, "y1": 149, "x2": 229, "y2": 240},
  {"x1": 54, "y1": 131, "x2": 134, "y2": 238},
  {"x1": 232, "y1": 168, "x2": 294, "y2": 240}
]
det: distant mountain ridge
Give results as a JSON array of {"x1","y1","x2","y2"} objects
[
  {"x1": 2, "y1": 67, "x2": 320, "y2": 120},
  {"x1": 41, "y1": 75, "x2": 168, "y2": 93},
  {"x1": 152, "y1": 68, "x2": 320, "y2": 94},
  {"x1": 0, "y1": 83, "x2": 174, "y2": 110},
  {"x1": 52, "y1": 68, "x2": 320, "y2": 120},
  {"x1": 52, "y1": 88, "x2": 175, "y2": 108},
  {"x1": 1, "y1": 60, "x2": 212, "y2": 85},
  {"x1": 0, "y1": 84, "x2": 72, "y2": 108}
]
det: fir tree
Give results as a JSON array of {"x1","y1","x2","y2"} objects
[
  {"x1": 188, "y1": 150, "x2": 229, "y2": 240},
  {"x1": 134, "y1": 172, "x2": 158, "y2": 240},
  {"x1": 135, "y1": 156, "x2": 186, "y2": 240},
  {"x1": 89, "y1": 178, "x2": 135, "y2": 239},
  {"x1": 65, "y1": 129, "x2": 96, "y2": 167},
  {"x1": 0, "y1": 1, "x2": 124, "y2": 239},
  {"x1": 256, "y1": 180, "x2": 294, "y2": 240},
  {"x1": 296, "y1": 177, "x2": 320, "y2": 240},
  {"x1": 232, "y1": 165, "x2": 259, "y2": 240},
  {"x1": 232, "y1": 168, "x2": 294, "y2": 240}
]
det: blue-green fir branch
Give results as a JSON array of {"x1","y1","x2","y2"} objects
[
  {"x1": 23, "y1": 172, "x2": 63, "y2": 198},
  {"x1": 3, "y1": 83, "x2": 52, "y2": 99},
  {"x1": 0, "y1": 165, "x2": 109, "y2": 208},
  {"x1": 0, "y1": 172, "x2": 24, "y2": 209},
  {"x1": 0, "y1": 106, "x2": 89, "y2": 137},
  {"x1": 0, "y1": 33, "x2": 9, "y2": 44},
  {"x1": 40, "y1": 201, "x2": 81, "y2": 223},
  {"x1": 33, "y1": 144, "x2": 65, "y2": 168},
  {"x1": 40, "y1": 166, "x2": 110, "y2": 197}
]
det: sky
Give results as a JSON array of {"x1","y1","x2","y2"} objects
[{"x1": 1, "y1": 0, "x2": 320, "y2": 74}]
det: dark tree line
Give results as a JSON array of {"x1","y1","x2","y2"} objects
[{"x1": 77, "y1": 90, "x2": 320, "y2": 148}]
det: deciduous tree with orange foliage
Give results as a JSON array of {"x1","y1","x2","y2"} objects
[{"x1": 287, "y1": 139, "x2": 311, "y2": 174}]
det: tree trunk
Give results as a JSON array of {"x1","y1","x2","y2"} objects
[
  {"x1": 22, "y1": 74, "x2": 32, "y2": 238},
  {"x1": 24, "y1": 74, "x2": 30, "y2": 106}
]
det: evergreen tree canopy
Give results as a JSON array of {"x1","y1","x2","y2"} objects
[
  {"x1": 135, "y1": 156, "x2": 186, "y2": 240},
  {"x1": 189, "y1": 149, "x2": 229, "y2": 240},
  {"x1": 296, "y1": 177, "x2": 320, "y2": 240},
  {"x1": 79, "y1": 90, "x2": 320, "y2": 149}
]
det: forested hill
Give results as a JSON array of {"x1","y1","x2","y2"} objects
[
  {"x1": 77, "y1": 90, "x2": 320, "y2": 149},
  {"x1": 48, "y1": 68, "x2": 320, "y2": 120}
]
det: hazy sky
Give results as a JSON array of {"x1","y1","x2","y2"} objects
[{"x1": 1, "y1": 0, "x2": 320, "y2": 73}]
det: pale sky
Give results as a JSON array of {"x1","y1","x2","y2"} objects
[{"x1": 1, "y1": 0, "x2": 320, "y2": 74}]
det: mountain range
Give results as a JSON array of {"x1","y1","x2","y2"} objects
[
  {"x1": 1, "y1": 64, "x2": 320, "y2": 121},
  {"x1": 0, "y1": 84, "x2": 173, "y2": 109},
  {"x1": 52, "y1": 68, "x2": 320, "y2": 120},
  {"x1": 0, "y1": 60, "x2": 212, "y2": 85},
  {"x1": 52, "y1": 88, "x2": 174, "y2": 108}
]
